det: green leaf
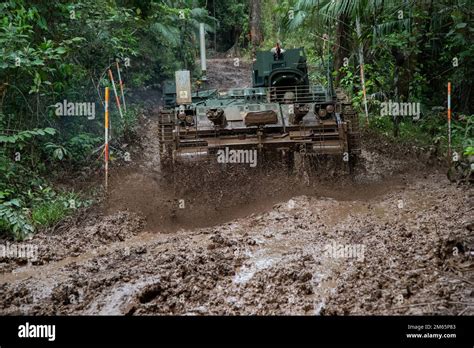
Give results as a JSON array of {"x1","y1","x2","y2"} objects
[
  {"x1": 9, "y1": 199, "x2": 21, "y2": 207},
  {"x1": 37, "y1": 16, "x2": 47, "y2": 30},
  {"x1": 43, "y1": 128, "x2": 56, "y2": 135},
  {"x1": 53, "y1": 148, "x2": 64, "y2": 160}
]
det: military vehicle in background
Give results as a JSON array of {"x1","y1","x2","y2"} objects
[{"x1": 158, "y1": 45, "x2": 360, "y2": 170}]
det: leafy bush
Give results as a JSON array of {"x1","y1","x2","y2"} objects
[
  {"x1": 65, "y1": 133, "x2": 102, "y2": 164},
  {"x1": 0, "y1": 199, "x2": 35, "y2": 240},
  {"x1": 113, "y1": 106, "x2": 140, "y2": 141},
  {"x1": 32, "y1": 200, "x2": 70, "y2": 227},
  {"x1": 464, "y1": 146, "x2": 474, "y2": 157},
  {"x1": 0, "y1": 140, "x2": 92, "y2": 239},
  {"x1": 0, "y1": 128, "x2": 56, "y2": 145},
  {"x1": 0, "y1": 185, "x2": 91, "y2": 240},
  {"x1": 29, "y1": 188, "x2": 89, "y2": 227}
]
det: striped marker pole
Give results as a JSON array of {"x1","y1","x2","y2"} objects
[
  {"x1": 448, "y1": 82, "x2": 452, "y2": 161},
  {"x1": 108, "y1": 69, "x2": 124, "y2": 119},
  {"x1": 105, "y1": 87, "x2": 109, "y2": 191},
  {"x1": 116, "y1": 61, "x2": 127, "y2": 113}
]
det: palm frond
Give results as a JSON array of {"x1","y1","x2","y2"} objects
[
  {"x1": 374, "y1": 18, "x2": 411, "y2": 37},
  {"x1": 287, "y1": 10, "x2": 308, "y2": 31},
  {"x1": 150, "y1": 22, "x2": 181, "y2": 47}
]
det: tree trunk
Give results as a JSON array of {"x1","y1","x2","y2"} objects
[
  {"x1": 333, "y1": 14, "x2": 350, "y2": 87},
  {"x1": 391, "y1": 47, "x2": 410, "y2": 138},
  {"x1": 356, "y1": 17, "x2": 369, "y2": 125},
  {"x1": 250, "y1": 0, "x2": 263, "y2": 54},
  {"x1": 393, "y1": 63, "x2": 401, "y2": 138}
]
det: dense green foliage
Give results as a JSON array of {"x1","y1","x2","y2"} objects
[{"x1": 0, "y1": 0, "x2": 214, "y2": 239}]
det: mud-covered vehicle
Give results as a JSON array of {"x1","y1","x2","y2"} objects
[{"x1": 158, "y1": 47, "x2": 360, "y2": 169}]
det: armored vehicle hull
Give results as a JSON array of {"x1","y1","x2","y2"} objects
[{"x1": 159, "y1": 48, "x2": 360, "y2": 169}]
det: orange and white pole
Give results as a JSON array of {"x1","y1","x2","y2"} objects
[
  {"x1": 447, "y1": 82, "x2": 452, "y2": 161},
  {"x1": 105, "y1": 87, "x2": 109, "y2": 191},
  {"x1": 116, "y1": 61, "x2": 127, "y2": 113},
  {"x1": 108, "y1": 69, "x2": 123, "y2": 119}
]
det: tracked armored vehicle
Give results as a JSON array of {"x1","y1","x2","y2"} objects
[{"x1": 158, "y1": 47, "x2": 360, "y2": 170}]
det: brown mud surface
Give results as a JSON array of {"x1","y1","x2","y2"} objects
[{"x1": 0, "y1": 59, "x2": 472, "y2": 315}]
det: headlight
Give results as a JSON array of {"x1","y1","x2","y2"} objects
[
  {"x1": 297, "y1": 104, "x2": 310, "y2": 114},
  {"x1": 326, "y1": 105, "x2": 334, "y2": 113},
  {"x1": 185, "y1": 115, "x2": 194, "y2": 124},
  {"x1": 318, "y1": 109, "x2": 327, "y2": 118}
]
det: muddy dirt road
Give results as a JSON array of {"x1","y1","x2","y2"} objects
[{"x1": 0, "y1": 59, "x2": 472, "y2": 316}]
